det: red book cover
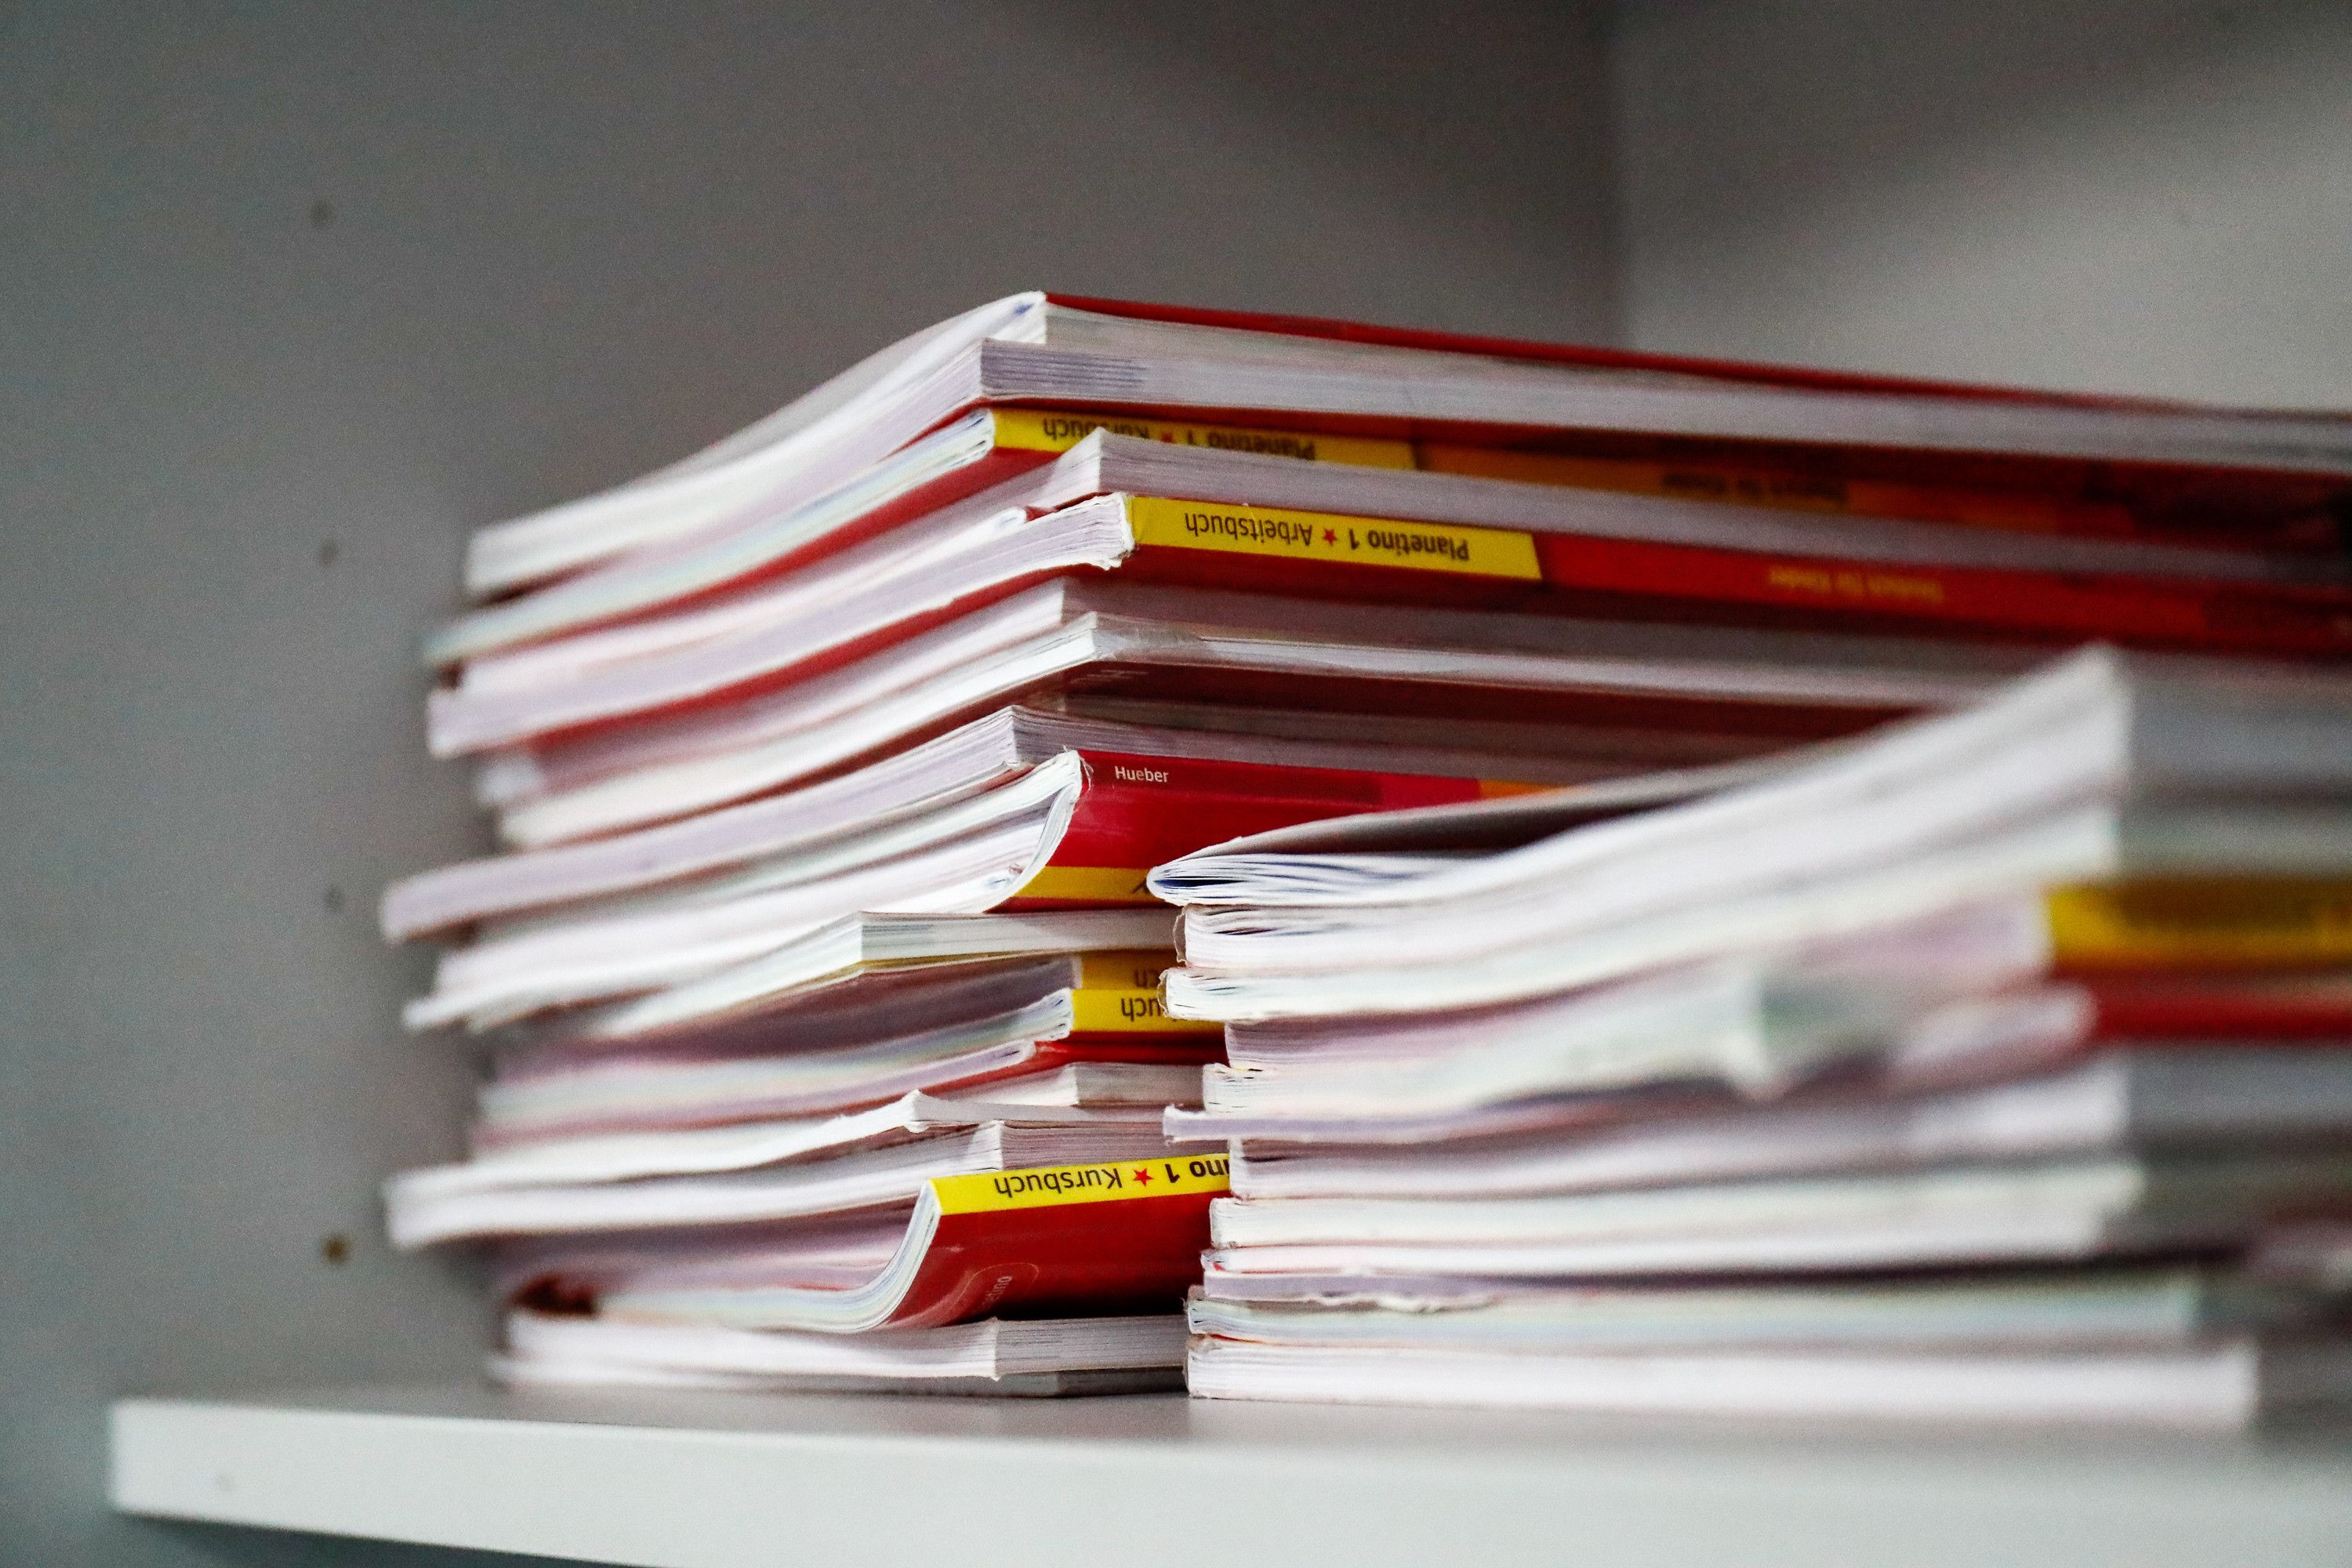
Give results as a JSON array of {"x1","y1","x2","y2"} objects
[
  {"x1": 885, "y1": 1152, "x2": 1229, "y2": 1329},
  {"x1": 2083, "y1": 973, "x2": 2352, "y2": 1039},
  {"x1": 518, "y1": 1153, "x2": 1229, "y2": 1331},
  {"x1": 1007, "y1": 748, "x2": 1530, "y2": 909}
]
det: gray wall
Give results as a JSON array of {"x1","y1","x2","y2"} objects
[
  {"x1": 0, "y1": 2, "x2": 1613, "y2": 1563},
  {"x1": 1610, "y1": 0, "x2": 2352, "y2": 407}
]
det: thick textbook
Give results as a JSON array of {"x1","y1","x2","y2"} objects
[{"x1": 459, "y1": 292, "x2": 2352, "y2": 595}]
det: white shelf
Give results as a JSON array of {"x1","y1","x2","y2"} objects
[{"x1": 111, "y1": 1383, "x2": 2352, "y2": 1567}]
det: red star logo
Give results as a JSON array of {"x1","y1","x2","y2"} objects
[
  {"x1": 1322, "y1": 528, "x2": 1338, "y2": 544},
  {"x1": 1131, "y1": 1167, "x2": 1154, "y2": 1185}
]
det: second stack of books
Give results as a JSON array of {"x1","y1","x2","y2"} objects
[{"x1": 1160, "y1": 648, "x2": 2352, "y2": 1426}]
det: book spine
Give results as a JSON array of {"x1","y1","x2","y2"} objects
[
  {"x1": 2083, "y1": 974, "x2": 2352, "y2": 1038},
  {"x1": 1005, "y1": 755, "x2": 1513, "y2": 913},
  {"x1": 988, "y1": 411, "x2": 2296, "y2": 575},
  {"x1": 1526, "y1": 534, "x2": 2352, "y2": 655},
  {"x1": 1415, "y1": 440, "x2": 2350, "y2": 554},
  {"x1": 1117, "y1": 495, "x2": 2352, "y2": 656},
  {"x1": 2047, "y1": 880, "x2": 2352, "y2": 970},
  {"x1": 1065, "y1": 950, "x2": 1221, "y2": 1036},
  {"x1": 888, "y1": 1152, "x2": 1230, "y2": 1327},
  {"x1": 931, "y1": 1152, "x2": 1231, "y2": 1215}
]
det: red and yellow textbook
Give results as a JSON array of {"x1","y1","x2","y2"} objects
[
  {"x1": 583, "y1": 1152, "x2": 1232, "y2": 1331},
  {"x1": 1084, "y1": 492, "x2": 2352, "y2": 657}
]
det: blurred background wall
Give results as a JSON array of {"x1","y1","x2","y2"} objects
[
  {"x1": 1610, "y1": 0, "x2": 2352, "y2": 406},
  {"x1": 2, "y1": 2, "x2": 2345, "y2": 1563}
]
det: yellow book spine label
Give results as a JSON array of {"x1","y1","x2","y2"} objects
[
  {"x1": 1073, "y1": 950, "x2": 1221, "y2": 1034},
  {"x1": 1015, "y1": 865, "x2": 1160, "y2": 904},
  {"x1": 932, "y1": 1152, "x2": 1231, "y2": 1214},
  {"x1": 1125, "y1": 495, "x2": 1541, "y2": 581},
  {"x1": 2045, "y1": 879, "x2": 2352, "y2": 967},
  {"x1": 989, "y1": 408, "x2": 1414, "y2": 468}
]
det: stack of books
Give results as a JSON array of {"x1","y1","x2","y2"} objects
[
  {"x1": 380, "y1": 292, "x2": 2352, "y2": 1396},
  {"x1": 1159, "y1": 648, "x2": 2352, "y2": 1426}
]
